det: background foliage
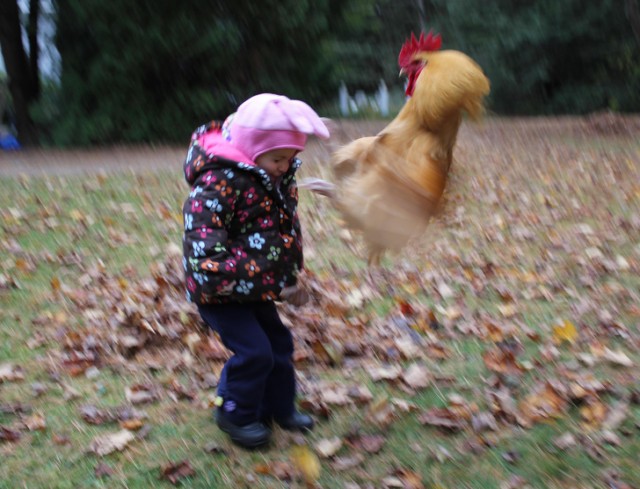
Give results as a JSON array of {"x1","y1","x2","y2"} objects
[{"x1": 2, "y1": 0, "x2": 639, "y2": 145}]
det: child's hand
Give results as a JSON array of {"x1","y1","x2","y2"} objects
[{"x1": 280, "y1": 285, "x2": 309, "y2": 307}]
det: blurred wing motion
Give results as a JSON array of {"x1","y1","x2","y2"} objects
[{"x1": 329, "y1": 32, "x2": 490, "y2": 262}]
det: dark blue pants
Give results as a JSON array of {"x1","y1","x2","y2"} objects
[{"x1": 198, "y1": 302, "x2": 296, "y2": 425}]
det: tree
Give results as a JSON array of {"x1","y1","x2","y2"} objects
[
  {"x1": 0, "y1": 0, "x2": 40, "y2": 145},
  {"x1": 626, "y1": 0, "x2": 640, "y2": 46},
  {"x1": 427, "y1": 0, "x2": 640, "y2": 114},
  {"x1": 53, "y1": 0, "x2": 341, "y2": 145}
]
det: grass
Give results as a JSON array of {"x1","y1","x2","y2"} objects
[{"x1": 1, "y1": 116, "x2": 640, "y2": 488}]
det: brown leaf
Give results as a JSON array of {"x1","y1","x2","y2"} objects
[
  {"x1": 125, "y1": 384, "x2": 160, "y2": 404},
  {"x1": 579, "y1": 398, "x2": 607, "y2": 431},
  {"x1": 345, "y1": 433, "x2": 386, "y2": 454},
  {"x1": 23, "y1": 413, "x2": 46, "y2": 431},
  {"x1": 418, "y1": 407, "x2": 466, "y2": 432},
  {"x1": 482, "y1": 346, "x2": 524, "y2": 376},
  {"x1": 0, "y1": 425, "x2": 22, "y2": 442},
  {"x1": 119, "y1": 419, "x2": 144, "y2": 431},
  {"x1": 471, "y1": 412, "x2": 498, "y2": 433},
  {"x1": 52, "y1": 433, "x2": 71, "y2": 446},
  {"x1": 330, "y1": 453, "x2": 365, "y2": 471},
  {"x1": 518, "y1": 382, "x2": 568, "y2": 426},
  {"x1": 94, "y1": 462, "x2": 114, "y2": 478},
  {"x1": 320, "y1": 384, "x2": 351, "y2": 406},
  {"x1": 160, "y1": 460, "x2": 196, "y2": 485},
  {"x1": 364, "y1": 396, "x2": 397, "y2": 429},
  {"x1": 50, "y1": 275, "x2": 62, "y2": 292},
  {"x1": 347, "y1": 385, "x2": 373, "y2": 405},
  {"x1": 167, "y1": 378, "x2": 196, "y2": 401},
  {"x1": 61, "y1": 351, "x2": 95, "y2": 376},
  {"x1": 366, "y1": 364, "x2": 402, "y2": 382},
  {"x1": 80, "y1": 405, "x2": 114, "y2": 425},
  {"x1": 385, "y1": 468, "x2": 425, "y2": 489}
]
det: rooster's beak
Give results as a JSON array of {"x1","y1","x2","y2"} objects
[{"x1": 399, "y1": 68, "x2": 406, "y2": 77}]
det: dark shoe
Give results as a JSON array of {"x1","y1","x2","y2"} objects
[
  {"x1": 215, "y1": 411, "x2": 271, "y2": 448},
  {"x1": 274, "y1": 411, "x2": 314, "y2": 432}
]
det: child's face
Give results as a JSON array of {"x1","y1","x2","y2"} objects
[{"x1": 255, "y1": 148, "x2": 297, "y2": 179}]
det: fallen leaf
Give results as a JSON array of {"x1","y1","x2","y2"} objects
[
  {"x1": 0, "y1": 425, "x2": 22, "y2": 442},
  {"x1": 88, "y1": 429, "x2": 135, "y2": 456},
  {"x1": 125, "y1": 384, "x2": 159, "y2": 404},
  {"x1": 552, "y1": 320, "x2": 578, "y2": 345},
  {"x1": 314, "y1": 437, "x2": 343, "y2": 458},
  {"x1": 23, "y1": 413, "x2": 46, "y2": 431},
  {"x1": 94, "y1": 462, "x2": 114, "y2": 478},
  {"x1": 347, "y1": 385, "x2": 373, "y2": 405},
  {"x1": 367, "y1": 364, "x2": 402, "y2": 382},
  {"x1": 290, "y1": 444, "x2": 321, "y2": 485},
  {"x1": 418, "y1": 407, "x2": 466, "y2": 432},
  {"x1": 254, "y1": 460, "x2": 295, "y2": 481},
  {"x1": 365, "y1": 396, "x2": 397, "y2": 429},
  {"x1": 345, "y1": 433, "x2": 386, "y2": 454},
  {"x1": 330, "y1": 453, "x2": 365, "y2": 471},
  {"x1": 203, "y1": 441, "x2": 227, "y2": 454},
  {"x1": 553, "y1": 432, "x2": 577, "y2": 450},
  {"x1": 52, "y1": 433, "x2": 71, "y2": 446},
  {"x1": 0, "y1": 363, "x2": 25, "y2": 382},
  {"x1": 518, "y1": 382, "x2": 568, "y2": 426},
  {"x1": 602, "y1": 401, "x2": 629, "y2": 431},
  {"x1": 160, "y1": 460, "x2": 196, "y2": 485},
  {"x1": 602, "y1": 348, "x2": 633, "y2": 367},
  {"x1": 600, "y1": 430, "x2": 621, "y2": 446},
  {"x1": 471, "y1": 412, "x2": 498, "y2": 433},
  {"x1": 402, "y1": 363, "x2": 431, "y2": 390},
  {"x1": 119, "y1": 419, "x2": 144, "y2": 431},
  {"x1": 580, "y1": 398, "x2": 607, "y2": 431},
  {"x1": 482, "y1": 347, "x2": 523, "y2": 375},
  {"x1": 385, "y1": 468, "x2": 425, "y2": 489}
]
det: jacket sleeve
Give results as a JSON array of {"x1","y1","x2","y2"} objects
[{"x1": 183, "y1": 167, "x2": 239, "y2": 301}]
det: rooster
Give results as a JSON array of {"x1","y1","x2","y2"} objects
[{"x1": 304, "y1": 32, "x2": 490, "y2": 263}]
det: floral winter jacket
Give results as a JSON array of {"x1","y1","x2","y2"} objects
[{"x1": 182, "y1": 122, "x2": 303, "y2": 305}]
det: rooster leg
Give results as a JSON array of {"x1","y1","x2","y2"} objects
[
  {"x1": 364, "y1": 246, "x2": 384, "y2": 290},
  {"x1": 367, "y1": 248, "x2": 384, "y2": 267},
  {"x1": 298, "y1": 177, "x2": 335, "y2": 198}
]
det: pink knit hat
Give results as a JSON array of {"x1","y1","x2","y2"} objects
[{"x1": 229, "y1": 93, "x2": 329, "y2": 162}]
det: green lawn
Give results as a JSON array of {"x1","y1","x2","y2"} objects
[{"x1": 1, "y1": 117, "x2": 639, "y2": 488}]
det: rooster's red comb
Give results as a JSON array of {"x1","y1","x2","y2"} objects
[{"x1": 398, "y1": 31, "x2": 442, "y2": 67}]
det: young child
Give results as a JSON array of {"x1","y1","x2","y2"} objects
[{"x1": 181, "y1": 93, "x2": 329, "y2": 448}]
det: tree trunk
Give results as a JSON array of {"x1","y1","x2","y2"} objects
[
  {"x1": 625, "y1": 0, "x2": 640, "y2": 46},
  {"x1": 415, "y1": 0, "x2": 426, "y2": 33},
  {"x1": 28, "y1": 0, "x2": 40, "y2": 99},
  {"x1": 0, "y1": 0, "x2": 38, "y2": 145}
]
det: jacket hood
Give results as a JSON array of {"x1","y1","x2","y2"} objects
[
  {"x1": 184, "y1": 123, "x2": 254, "y2": 185},
  {"x1": 183, "y1": 122, "x2": 301, "y2": 192}
]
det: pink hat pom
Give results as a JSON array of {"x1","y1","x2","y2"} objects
[{"x1": 229, "y1": 93, "x2": 329, "y2": 161}]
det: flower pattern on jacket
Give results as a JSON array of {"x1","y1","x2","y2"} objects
[{"x1": 182, "y1": 121, "x2": 303, "y2": 304}]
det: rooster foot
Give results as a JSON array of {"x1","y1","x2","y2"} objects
[{"x1": 298, "y1": 177, "x2": 335, "y2": 198}]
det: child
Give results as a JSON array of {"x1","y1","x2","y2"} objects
[{"x1": 181, "y1": 93, "x2": 329, "y2": 448}]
